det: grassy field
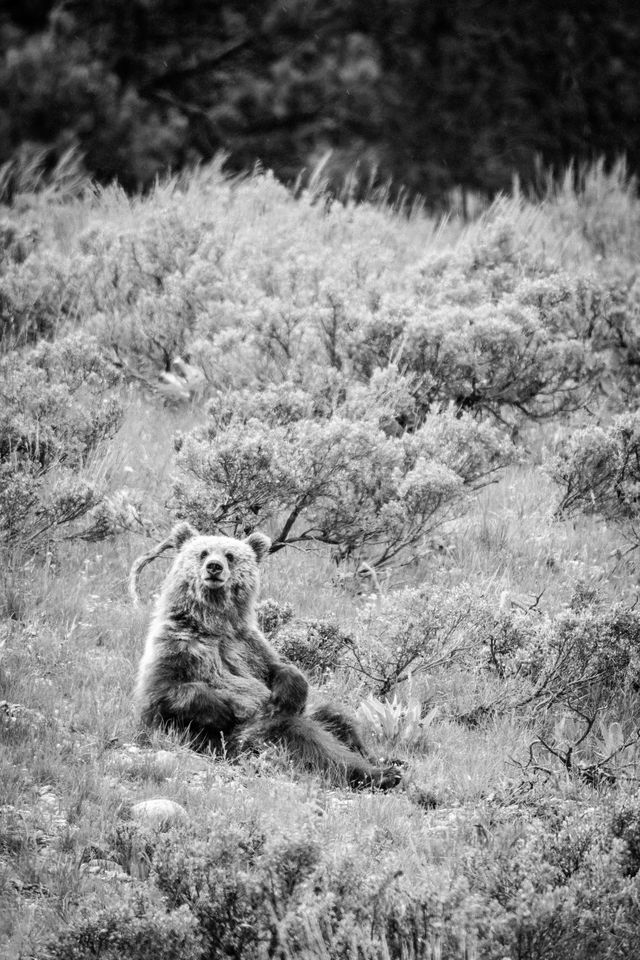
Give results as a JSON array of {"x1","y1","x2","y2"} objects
[{"x1": 2, "y1": 158, "x2": 640, "y2": 958}]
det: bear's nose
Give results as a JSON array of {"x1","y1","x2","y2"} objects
[{"x1": 205, "y1": 559, "x2": 223, "y2": 575}]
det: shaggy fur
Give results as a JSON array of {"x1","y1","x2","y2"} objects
[{"x1": 134, "y1": 523, "x2": 401, "y2": 789}]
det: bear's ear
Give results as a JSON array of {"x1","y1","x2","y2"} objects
[
  {"x1": 245, "y1": 531, "x2": 271, "y2": 562},
  {"x1": 171, "y1": 521, "x2": 198, "y2": 549}
]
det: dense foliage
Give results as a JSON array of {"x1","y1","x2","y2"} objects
[
  {"x1": 1, "y1": 2, "x2": 640, "y2": 196},
  {"x1": 174, "y1": 386, "x2": 512, "y2": 567},
  {"x1": 0, "y1": 334, "x2": 129, "y2": 553},
  {"x1": 44, "y1": 799, "x2": 640, "y2": 960},
  {"x1": 551, "y1": 410, "x2": 640, "y2": 525}
]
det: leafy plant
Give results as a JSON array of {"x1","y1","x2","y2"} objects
[
  {"x1": 256, "y1": 597, "x2": 295, "y2": 637},
  {"x1": 348, "y1": 219, "x2": 601, "y2": 424},
  {"x1": 173, "y1": 389, "x2": 512, "y2": 569},
  {"x1": 349, "y1": 583, "x2": 493, "y2": 696},
  {"x1": 0, "y1": 334, "x2": 129, "y2": 554},
  {"x1": 488, "y1": 593, "x2": 640, "y2": 785},
  {"x1": 356, "y1": 693, "x2": 439, "y2": 746},
  {"x1": 271, "y1": 619, "x2": 353, "y2": 678},
  {"x1": 44, "y1": 888, "x2": 202, "y2": 960},
  {"x1": 550, "y1": 410, "x2": 640, "y2": 528},
  {"x1": 152, "y1": 820, "x2": 321, "y2": 960}
]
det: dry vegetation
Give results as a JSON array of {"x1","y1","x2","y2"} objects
[{"x1": 2, "y1": 157, "x2": 640, "y2": 958}]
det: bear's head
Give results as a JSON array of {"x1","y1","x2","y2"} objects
[{"x1": 160, "y1": 522, "x2": 271, "y2": 620}]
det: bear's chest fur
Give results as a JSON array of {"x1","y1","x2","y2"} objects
[
  {"x1": 187, "y1": 639, "x2": 222, "y2": 683},
  {"x1": 219, "y1": 633, "x2": 269, "y2": 682},
  {"x1": 171, "y1": 620, "x2": 269, "y2": 685}
]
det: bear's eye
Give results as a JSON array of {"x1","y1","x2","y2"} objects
[
  {"x1": 224, "y1": 551, "x2": 234, "y2": 562},
  {"x1": 199, "y1": 550, "x2": 208, "y2": 561}
]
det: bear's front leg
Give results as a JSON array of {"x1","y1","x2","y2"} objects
[{"x1": 269, "y1": 663, "x2": 308, "y2": 715}]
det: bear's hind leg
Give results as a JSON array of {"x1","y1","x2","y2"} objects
[
  {"x1": 234, "y1": 713, "x2": 402, "y2": 790},
  {"x1": 310, "y1": 703, "x2": 373, "y2": 758}
]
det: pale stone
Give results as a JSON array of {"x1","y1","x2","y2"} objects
[
  {"x1": 130, "y1": 798, "x2": 188, "y2": 828},
  {"x1": 152, "y1": 750, "x2": 179, "y2": 774}
]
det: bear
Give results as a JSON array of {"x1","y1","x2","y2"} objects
[{"x1": 131, "y1": 522, "x2": 402, "y2": 789}]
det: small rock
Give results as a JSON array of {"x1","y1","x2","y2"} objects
[
  {"x1": 130, "y1": 798, "x2": 188, "y2": 828},
  {"x1": 152, "y1": 750, "x2": 179, "y2": 775},
  {"x1": 38, "y1": 792, "x2": 58, "y2": 808}
]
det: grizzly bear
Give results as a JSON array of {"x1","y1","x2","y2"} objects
[{"x1": 132, "y1": 522, "x2": 401, "y2": 789}]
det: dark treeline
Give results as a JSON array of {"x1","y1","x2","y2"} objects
[{"x1": 1, "y1": 0, "x2": 639, "y2": 198}]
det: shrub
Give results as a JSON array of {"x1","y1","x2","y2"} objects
[
  {"x1": 256, "y1": 597, "x2": 295, "y2": 637},
  {"x1": 151, "y1": 816, "x2": 480, "y2": 959},
  {"x1": 487, "y1": 593, "x2": 640, "y2": 782},
  {"x1": 489, "y1": 593, "x2": 640, "y2": 708},
  {"x1": 44, "y1": 888, "x2": 202, "y2": 960},
  {"x1": 0, "y1": 217, "x2": 38, "y2": 267},
  {"x1": 353, "y1": 299, "x2": 595, "y2": 424},
  {"x1": 349, "y1": 583, "x2": 493, "y2": 696},
  {"x1": 610, "y1": 798, "x2": 640, "y2": 877},
  {"x1": 173, "y1": 389, "x2": 512, "y2": 569},
  {"x1": 152, "y1": 820, "x2": 320, "y2": 959},
  {"x1": 43, "y1": 799, "x2": 640, "y2": 960},
  {"x1": 59, "y1": 179, "x2": 608, "y2": 426},
  {"x1": 79, "y1": 210, "x2": 217, "y2": 374},
  {"x1": 0, "y1": 334, "x2": 126, "y2": 553},
  {"x1": 257, "y1": 600, "x2": 353, "y2": 678},
  {"x1": 347, "y1": 219, "x2": 601, "y2": 423},
  {"x1": 0, "y1": 242, "x2": 75, "y2": 347},
  {"x1": 0, "y1": 182, "x2": 86, "y2": 347},
  {"x1": 464, "y1": 800, "x2": 640, "y2": 960},
  {"x1": 550, "y1": 410, "x2": 640, "y2": 524},
  {"x1": 271, "y1": 619, "x2": 354, "y2": 678}
]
